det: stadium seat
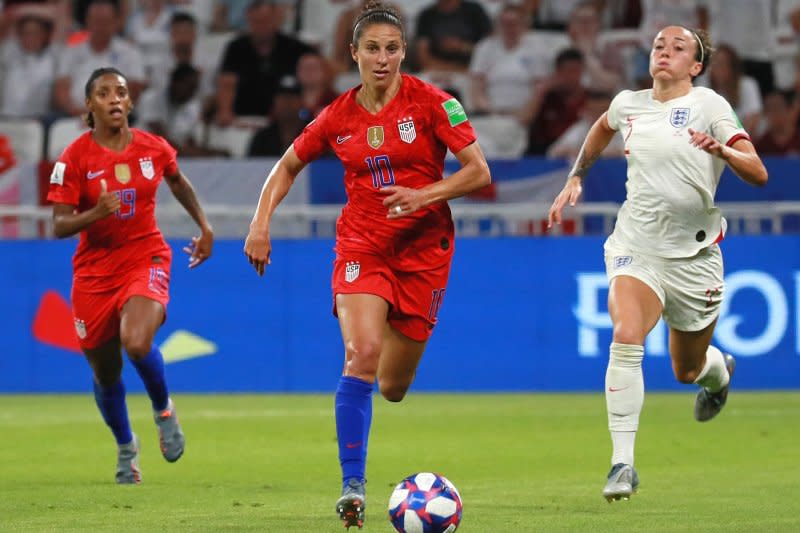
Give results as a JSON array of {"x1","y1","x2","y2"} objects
[
  {"x1": 47, "y1": 118, "x2": 89, "y2": 160},
  {"x1": 196, "y1": 31, "x2": 236, "y2": 72},
  {"x1": 470, "y1": 115, "x2": 527, "y2": 159},
  {"x1": 772, "y1": 28, "x2": 798, "y2": 91},
  {"x1": 206, "y1": 124, "x2": 255, "y2": 158},
  {"x1": 0, "y1": 119, "x2": 44, "y2": 162},
  {"x1": 298, "y1": 0, "x2": 351, "y2": 56}
]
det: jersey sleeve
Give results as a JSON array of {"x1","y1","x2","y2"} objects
[
  {"x1": 292, "y1": 104, "x2": 331, "y2": 163},
  {"x1": 158, "y1": 135, "x2": 179, "y2": 176},
  {"x1": 46, "y1": 147, "x2": 81, "y2": 205},
  {"x1": 706, "y1": 91, "x2": 750, "y2": 146},
  {"x1": 430, "y1": 88, "x2": 476, "y2": 155},
  {"x1": 606, "y1": 90, "x2": 631, "y2": 131}
]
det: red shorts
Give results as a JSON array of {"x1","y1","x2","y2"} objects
[
  {"x1": 71, "y1": 258, "x2": 171, "y2": 349},
  {"x1": 332, "y1": 252, "x2": 451, "y2": 342}
]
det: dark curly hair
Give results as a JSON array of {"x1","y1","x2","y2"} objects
[{"x1": 352, "y1": 1, "x2": 405, "y2": 46}]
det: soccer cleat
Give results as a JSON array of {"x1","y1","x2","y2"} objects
[
  {"x1": 336, "y1": 478, "x2": 366, "y2": 529},
  {"x1": 694, "y1": 354, "x2": 736, "y2": 422},
  {"x1": 603, "y1": 463, "x2": 639, "y2": 502},
  {"x1": 116, "y1": 434, "x2": 142, "y2": 485},
  {"x1": 155, "y1": 398, "x2": 185, "y2": 462}
]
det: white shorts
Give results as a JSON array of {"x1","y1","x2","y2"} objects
[{"x1": 604, "y1": 242, "x2": 725, "y2": 332}]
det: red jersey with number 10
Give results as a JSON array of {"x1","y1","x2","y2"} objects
[
  {"x1": 293, "y1": 74, "x2": 477, "y2": 271},
  {"x1": 47, "y1": 129, "x2": 176, "y2": 280}
]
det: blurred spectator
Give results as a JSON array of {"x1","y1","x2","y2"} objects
[
  {"x1": 54, "y1": 0, "x2": 145, "y2": 117},
  {"x1": 708, "y1": 44, "x2": 762, "y2": 136},
  {"x1": 532, "y1": 0, "x2": 591, "y2": 31},
  {"x1": 700, "y1": 0, "x2": 775, "y2": 95},
  {"x1": 138, "y1": 63, "x2": 224, "y2": 156},
  {"x1": 296, "y1": 51, "x2": 337, "y2": 120},
  {"x1": 215, "y1": 0, "x2": 313, "y2": 126},
  {"x1": 72, "y1": 0, "x2": 125, "y2": 28},
  {"x1": 469, "y1": 3, "x2": 549, "y2": 115},
  {"x1": 126, "y1": 0, "x2": 173, "y2": 75},
  {"x1": 0, "y1": 0, "x2": 71, "y2": 43},
  {"x1": 247, "y1": 75, "x2": 308, "y2": 157},
  {"x1": 754, "y1": 91, "x2": 800, "y2": 156},
  {"x1": 522, "y1": 48, "x2": 586, "y2": 155},
  {"x1": 415, "y1": 0, "x2": 492, "y2": 73},
  {"x1": 546, "y1": 90, "x2": 624, "y2": 161},
  {"x1": 150, "y1": 12, "x2": 216, "y2": 100},
  {"x1": 566, "y1": 1, "x2": 623, "y2": 92},
  {"x1": 212, "y1": 0, "x2": 294, "y2": 33},
  {"x1": 0, "y1": 13, "x2": 57, "y2": 118}
]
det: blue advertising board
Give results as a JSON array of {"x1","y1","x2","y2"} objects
[{"x1": 1, "y1": 236, "x2": 798, "y2": 392}]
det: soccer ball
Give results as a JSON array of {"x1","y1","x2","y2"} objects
[{"x1": 387, "y1": 472, "x2": 463, "y2": 533}]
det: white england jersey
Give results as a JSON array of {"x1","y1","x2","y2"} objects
[{"x1": 605, "y1": 86, "x2": 749, "y2": 258}]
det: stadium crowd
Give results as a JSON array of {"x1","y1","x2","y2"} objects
[{"x1": 1, "y1": 0, "x2": 800, "y2": 160}]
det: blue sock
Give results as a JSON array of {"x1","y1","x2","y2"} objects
[
  {"x1": 335, "y1": 376, "x2": 373, "y2": 485},
  {"x1": 130, "y1": 346, "x2": 169, "y2": 412},
  {"x1": 93, "y1": 380, "x2": 133, "y2": 445}
]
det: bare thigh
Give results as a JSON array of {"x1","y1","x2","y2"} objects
[
  {"x1": 669, "y1": 319, "x2": 717, "y2": 383},
  {"x1": 119, "y1": 295, "x2": 164, "y2": 360},
  {"x1": 608, "y1": 275, "x2": 663, "y2": 345},
  {"x1": 376, "y1": 323, "x2": 427, "y2": 402},
  {"x1": 336, "y1": 293, "x2": 390, "y2": 381}
]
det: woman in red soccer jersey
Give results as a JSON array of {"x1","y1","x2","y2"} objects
[
  {"x1": 244, "y1": 2, "x2": 490, "y2": 528},
  {"x1": 47, "y1": 67, "x2": 213, "y2": 484}
]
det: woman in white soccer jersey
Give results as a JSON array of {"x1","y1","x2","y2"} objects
[{"x1": 548, "y1": 25, "x2": 768, "y2": 501}]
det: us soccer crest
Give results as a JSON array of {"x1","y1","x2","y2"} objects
[
  {"x1": 670, "y1": 108, "x2": 690, "y2": 128},
  {"x1": 367, "y1": 126, "x2": 384, "y2": 149},
  {"x1": 397, "y1": 117, "x2": 416, "y2": 144},
  {"x1": 139, "y1": 157, "x2": 154, "y2": 180},
  {"x1": 74, "y1": 318, "x2": 87, "y2": 339},
  {"x1": 345, "y1": 261, "x2": 360, "y2": 283},
  {"x1": 114, "y1": 163, "x2": 131, "y2": 184}
]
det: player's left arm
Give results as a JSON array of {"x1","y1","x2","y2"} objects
[
  {"x1": 687, "y1": 129, "x2": 768, "y2": 187},
  {"x1": 381, "y1": 142, "x2": 491, "y2": 218},
  {"x1": 164, "y1": 170, "x2": 214, "y2": 267}
]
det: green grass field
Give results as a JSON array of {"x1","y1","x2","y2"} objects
[{"x1": 1, "y1": 393, "x2": 798, "y2": 532}]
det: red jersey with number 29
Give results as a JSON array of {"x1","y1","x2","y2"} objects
[
  {"x1": 47, "y1": 129, "x2": 176, "y2": 280},
  {"x1": 293, "y1": 74, "x2": 477, "y2": 270}
]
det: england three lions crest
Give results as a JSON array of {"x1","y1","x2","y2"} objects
[
  {"x1": 397, "y1": 117, "x2": 416, "y2": 144},
  {"x1": 139, "y1": 157, "x2": 155, "y2": 179},
  {"x1": 345, "y1": 261, "x2": 360, "y2": 283},
  {"x1": 670, "y1": 108, "x2": 690, "y2": 128}
]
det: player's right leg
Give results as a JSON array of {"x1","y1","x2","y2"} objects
[
  {"x1": 334, "y1": 293, "x2": 389, "y2": 529},
  {"x1": 84, "y1": 338, "x2": 140, "y2": 485},
  {"x1": 603, "y1": 275, "x2": 662, "y2": 502}
]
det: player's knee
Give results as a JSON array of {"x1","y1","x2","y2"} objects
[
  {"x1": 673, "y1": 365, "x2": 701, "y2": 384},
  {"x1": 612, "y1": 324, "x2": 646, "y2": 346},
  {"x1": 344, "y1": 339, "x2": 381, "y2": 375},
  {"x1": 379, "y1": 381, "x2": 410, "y2": 402},
  {"x1": 122, "y1": 336, "x2": 151, "y2": 360}
]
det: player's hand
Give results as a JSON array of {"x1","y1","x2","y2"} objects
[
  {"x1": 548, "y1": 175, "x2": 583, "y2": 228},
  {"x1": 94, "y1": 179, "x2": 120, "y2": 218},
  {"x1": 688, "y1": 128, "x2": 724, "y2": 158},
  {"x1": 380, "y1": 186, "x2": 425, "y2": 219},
  {"x1": 244, "y1": 228, "x2": 271, "y2": 276},
  {"x1": 184, "y1": 227, "x2": 213, "y2": 268}
]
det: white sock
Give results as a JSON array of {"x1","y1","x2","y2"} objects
[
  {"x1": 693, "y1": 345, "x2": 729, "y2": 393},
  {"x1": 606, "y1": 342, "x2": 645, "y2": 466}
]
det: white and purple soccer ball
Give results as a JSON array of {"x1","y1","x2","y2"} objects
[{"x1": 388, "y1": 472, "x2": 463, "y2": 533}]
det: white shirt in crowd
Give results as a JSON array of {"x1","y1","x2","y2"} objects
[
  {"x1": 469, "y1": 32, "x2": 554, "y2": 113},
  {"x1": 137, "y1": 87, "x2": 202, "y2": 145},
  {"x1": 703, "y1": 0, "x2": 773, "y2": 62},
  {"x1": 127, "y1": 6, "x2": 174, "y2": 75},
  {"x1": 605, "y1": 86, "x2": 748, "y2": 258},
  {"x1": 0, "y1": 40, "x2": 57, "y2": 117},
  {"x1": 57, "y1": 37, "x2": 145, "y2": 110}
]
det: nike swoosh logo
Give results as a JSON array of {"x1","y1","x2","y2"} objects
[
  {"x1": 345, "y1": 441, "x2": 362, "y2": 449},
  {"x1": 87, "y1": 170, "x2": 105, "y2": 180},
  {"x1": 336, "y1": 135, "x2": 352, "y2": 144},
  {"x1": 608, "y1": 386, "x2": 631, "y2": 392}
]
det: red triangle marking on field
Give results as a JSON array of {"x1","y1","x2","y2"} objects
[{"x1": 31, "y1": 290, "x2": 81, "y2": 353}]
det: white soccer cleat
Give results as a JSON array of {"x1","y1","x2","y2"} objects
[{"x1": 603, "y1": 463, "x2": 639, "y2": 502}]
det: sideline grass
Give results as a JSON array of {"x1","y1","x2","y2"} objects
[{"x1": 1, "y1": 393, "x2": 798, "y2": 532}]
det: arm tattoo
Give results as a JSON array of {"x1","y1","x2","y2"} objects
[{"x1": 569, "y1": 145, "x2": 600, "y2": 180}]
